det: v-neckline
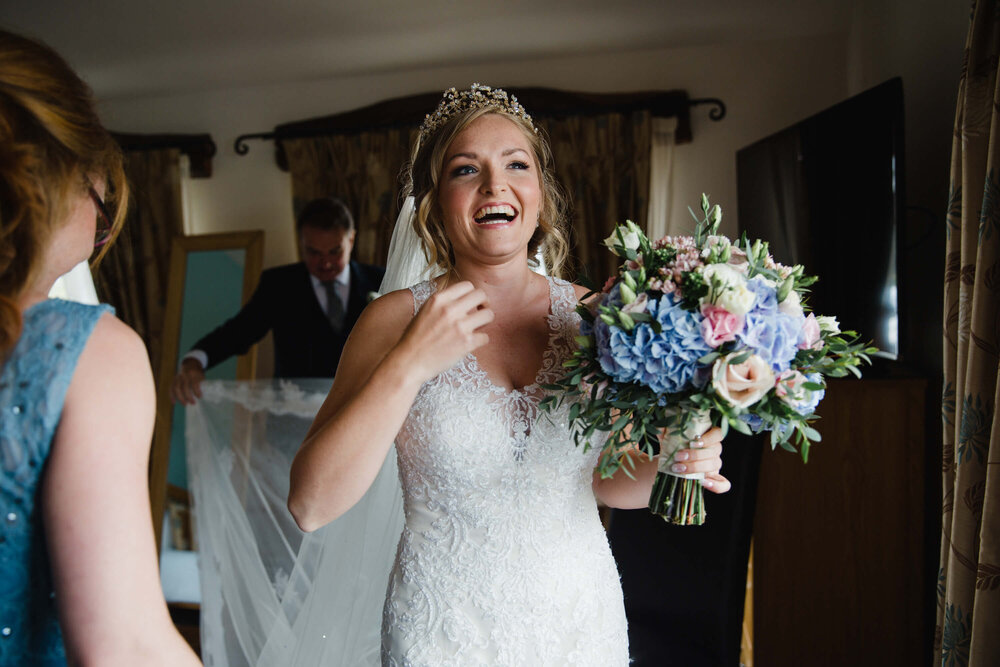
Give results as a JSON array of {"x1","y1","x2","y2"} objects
[{"x1": 432, "y1": 275, "x2": 559, "y2": 397}]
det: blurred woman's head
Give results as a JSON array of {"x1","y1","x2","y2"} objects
[
  {"x1": 0, "y1": 29, "x2": 128, "y2": 355},
  {"x1": 404, "y1": 85, "x2": 569, "y2": 278}
]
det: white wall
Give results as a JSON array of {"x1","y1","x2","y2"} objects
[{"x1": 102, "y1": 34, "x2": 849, "y2": 270}]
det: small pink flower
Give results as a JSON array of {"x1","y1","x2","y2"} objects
[
  {"x1": 798, "y1": 313, "x2": 822, "y2": 350},
  {"x1": 699, "y1": 305, "x2": 744, "y2": 348},
  {"x1": 602, "y1": 275, "x2": 617, "y2": 293}
]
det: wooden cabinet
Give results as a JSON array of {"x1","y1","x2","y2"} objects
[{"x1": 752, "y1": 377, "x2": 929, "y2": 666}]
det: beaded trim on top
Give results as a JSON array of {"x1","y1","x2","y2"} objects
[{"x1": 418, "y1": 83, "x2": 537, "y2": 144}]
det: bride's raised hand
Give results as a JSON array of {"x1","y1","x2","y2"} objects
[{"x1": 396, "y1": 280, "x2": 494, "y2": 380}]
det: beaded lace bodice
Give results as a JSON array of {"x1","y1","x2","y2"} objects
[
  {"x1": 0, "y1": 299, "x2": 110, "y2": 666},
  {"x1": 380, "y1": 276, "x2": 628, "y2": 667}
]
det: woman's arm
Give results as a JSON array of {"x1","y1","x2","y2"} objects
[
  {"x1": 288, "y1": 281, "x2": 493, "y2": 532},
  {"x1": 592, "y1": 429, "x2": 729, "y2": 509},
  {"x1": 42, "y1": 313, "x2": 200, "y2": 666}
]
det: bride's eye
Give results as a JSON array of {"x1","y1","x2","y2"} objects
[
  {"x1": 450, "y1": 164, "x2": 477, "y2": 178},
  {"x1": 508, "y1": 161, "x2": 530, "y2": 170}
]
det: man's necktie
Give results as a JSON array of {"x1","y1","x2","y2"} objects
[{"x1": 322, "y1": 281, "x2": 345, "y2": 333}]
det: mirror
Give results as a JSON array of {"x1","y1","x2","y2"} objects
[{"x1": 150, "y1": 231, "x2": 264, "y2": 552}]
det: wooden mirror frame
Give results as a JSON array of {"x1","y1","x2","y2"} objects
[{"x1": 149, "y1": 231, "x2": 264, "y2": 550}]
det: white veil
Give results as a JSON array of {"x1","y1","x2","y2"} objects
[{"x1": 186, "y1": 198, "x2": 433, "y2": 666}]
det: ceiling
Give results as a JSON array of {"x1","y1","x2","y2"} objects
[{"x1": 1, "y1": 0, "x2": 851, "y2": 100}]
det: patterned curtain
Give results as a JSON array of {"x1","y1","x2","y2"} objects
[
  {"x1": 282, "y1": 128, "x2": 417, "y2": 267},
  {"x1": 937, "y1": 2, "x2": 1000, "y2": 665},
  {"x1": 536, "y1": 111, "x2": 651, "y2": 281},
  {"x1": 280, "y1": 112, "x2": 651, "y2": 281},
  {"x1": 93, "y1": 148, "x2": 183, "y2": 382}
]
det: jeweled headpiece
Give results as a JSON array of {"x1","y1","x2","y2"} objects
[{"x1": 418, "y1": 83, "x2": 536, "y2": 144}]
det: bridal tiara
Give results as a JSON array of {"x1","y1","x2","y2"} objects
[{"x1": 418, "y1": 83, "x2": 537, "y2": 143}]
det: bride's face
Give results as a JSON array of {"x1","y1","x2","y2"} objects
[{"x1": 437, "y1": 113, "x2": 542, "y2": 267}]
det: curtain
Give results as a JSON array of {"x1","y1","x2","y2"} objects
[
  {"x1": 282, "y1": 128, "x2": 417, "y2": 267},
  {"x1": 936, "y1": 2, "x2": 1000, "y2": 666},
  {"x1": 536, "y1": 111, "x2": 651, "y2": 282},
  {"x1": 281, "y1": 110, "x2": 653, "y2": 281},
  {"x1": 93, "y1": 147, "x2": 183, "y2": 379},
  {"x1": 647, "y1": 116, "x2": 679, "y2": 240}
]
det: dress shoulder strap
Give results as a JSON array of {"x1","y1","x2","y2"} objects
[{"x1": 408, "y1": 280, "x2": 436, "y2": 315}]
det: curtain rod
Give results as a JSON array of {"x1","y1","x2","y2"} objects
[
  {"x1": 113, "y1": 132, "x2": 217, "y2": 178},
  {"x1": 232, "y1": 95, "x2": 726, "y2": 157}
]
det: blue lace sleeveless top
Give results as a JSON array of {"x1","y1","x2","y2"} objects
[{"x1": 0, "y1": 299, "x2": 111, "y2": 666}]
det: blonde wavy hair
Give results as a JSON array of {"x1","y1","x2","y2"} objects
[
  {"x1": 0, "y1": 29, "x2": 129, "y2": 356},
  {"x1": 403, "y1": 107, "x2": 569, "y2": 278}
]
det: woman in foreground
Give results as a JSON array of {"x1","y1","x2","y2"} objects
[
  {"x1": 289, "y1": 84, "x2": 730, "y2": 666},
  {"x1": 0, "y1": 30, "x2": 201, "y2": 666}
]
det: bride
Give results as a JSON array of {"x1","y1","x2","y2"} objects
[{"x1": 288, "y1": 84, "x2": 730, "y2": 666}]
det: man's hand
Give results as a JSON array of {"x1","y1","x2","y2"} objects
[{"x1": 170, "y1": 358, "x2": 206, "y2": 405}]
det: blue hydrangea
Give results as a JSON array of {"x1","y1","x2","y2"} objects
[
  {"x1": 593, "y1": 293, "x2": 710, "y2": 394},
  {"x1": 741, "y1": 413, "x2": 766, "y2": 432},
  {"x1": 789, "y1": 372, "x2": 825, "y2": 416},
  {"x1": 737, "y1": 276, "x2": 803, "y2": 373}
]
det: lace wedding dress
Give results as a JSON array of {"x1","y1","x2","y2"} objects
[{"x1": 381, "y1": 276, "x2": 629, "y2": 667}]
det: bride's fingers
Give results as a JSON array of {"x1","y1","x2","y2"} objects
[{"x1": 700, "y1": 473, "x2": 732, "y2": 494}]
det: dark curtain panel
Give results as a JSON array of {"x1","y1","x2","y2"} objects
[
  {"x1": 282, "y1": 127, "x2": 417, "y2": 267},
  {"x1": 936, "y1": 2, "x2": 1000, "y2": 665},
  {"x1": 278, "y1": 89, "x2": 665, "y2": 277},
  {"x1": 93, "y1": 148, "x2": 183, "y2": 380},
  {"x1": 536, "y1": 111, "x2": 651, "y2": 281}
]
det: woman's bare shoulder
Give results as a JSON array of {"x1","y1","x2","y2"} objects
[{"x1": 355, "y1": 287, "x2": 415, "y2": 339}]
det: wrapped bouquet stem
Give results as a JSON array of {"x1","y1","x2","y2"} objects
[
  {"x1": 541, "y1": 194, "x2": 876, "y2": 526},
  {"x1": 649, "y1": 408, "x2": 712, "y2": 524}
]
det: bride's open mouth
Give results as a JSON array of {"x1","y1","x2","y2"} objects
[{"x1": 474, "y1": 204, "x2": 517, "y2": 226}]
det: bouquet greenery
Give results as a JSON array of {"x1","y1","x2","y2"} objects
[{"x1": 540, "y1": 195, "x2": 876, "y2": 525}]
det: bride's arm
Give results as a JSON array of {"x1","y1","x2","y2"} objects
[
  {"x1": 288, "y1": 281, "x2": 492, "y2": 532},
  {"x1": 591, "y1": 431, "x2": 728, "y2": 509}
]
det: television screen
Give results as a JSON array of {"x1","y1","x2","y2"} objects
[{"x1": 736, "y1": 78, "x2": 903, "y2": 361}]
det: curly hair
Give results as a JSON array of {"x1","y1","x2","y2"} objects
[
  {"x1": 0, "y1": 29, "x2": 129, "y2": 357},
  {"x1": 403, "y1": 106, "x2": 569, "y2": 279}
]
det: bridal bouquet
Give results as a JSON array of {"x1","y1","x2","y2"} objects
[{"x1": 539, "y1": 195, "x2": 875, "y2": 525}]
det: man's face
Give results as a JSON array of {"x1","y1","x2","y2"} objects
[{"x1": 300, "y1": 225, "x2": 354, "y2": 282}]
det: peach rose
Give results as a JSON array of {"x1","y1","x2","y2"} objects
[{"x1": 712, "y1": 353, "x2": 775, "y2": 409}]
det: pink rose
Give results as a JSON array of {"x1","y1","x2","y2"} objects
[
  {"x1": 699, "y1": 305, "x2": 744, "y2": 348},
  {"x1": 798, "y1": 313, "x2": 822, "y2": 350},
  {"x1": 712, "y1": 354, "x2": 775, "y2": 409},
  {"x1": 775, "y1": 369, "x2": 805, "y2": 399}
]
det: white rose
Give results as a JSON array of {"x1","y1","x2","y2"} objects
[
  {"x1": 815, "y1": 315, "x2": 841, "y2": 334},
  {"x1": 602, "y1": 221, "x2": 642, "y2": 256},
  {"x1": 778, "y1": 289, "x2": 804, "y2": 319},
  {"x1": 716, "y1": 283, "x2": 756, "y2": 316},
  {"x1": 712, "y1": 354, "x2": 775, "y2": 409},
  {"x1": 701, "y1": 263, "x2": 743, "y2": 291}
]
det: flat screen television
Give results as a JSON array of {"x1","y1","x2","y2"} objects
[{"x1": 736, "y1": 77, "x2": 904, "y2": 362}]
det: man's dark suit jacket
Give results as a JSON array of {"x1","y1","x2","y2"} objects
[{"x1": 193, "y1": 260, "x2": 385, "y2": 378}]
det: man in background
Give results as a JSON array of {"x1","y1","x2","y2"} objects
[{"x1": 171, "y1": 197, "x2": 384, "y2": 404}]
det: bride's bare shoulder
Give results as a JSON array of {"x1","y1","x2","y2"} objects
[{"x1": 347, "y1": 287, "x2": 415, "y2": 348}]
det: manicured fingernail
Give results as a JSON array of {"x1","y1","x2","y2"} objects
[
  {"x1": 671, "y1": 463, "x2": 687, "y2": 474},
  {"x1": 701, "y1": 479, "x2": 714, "y2": 489},
  {"x1": 691, "y1": 439, "x2": 705, "y2": 448},
  {"x1": 674, "y1": 451, "x2": 689, "y2": 461}
]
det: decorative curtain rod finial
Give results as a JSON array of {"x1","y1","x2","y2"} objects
[
  {"x1": 234, "y1": 132, "x2": 276, "y2": 155},
  {"x1": 688, "y1": 98, "x2": 727, "y2": 121}
]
